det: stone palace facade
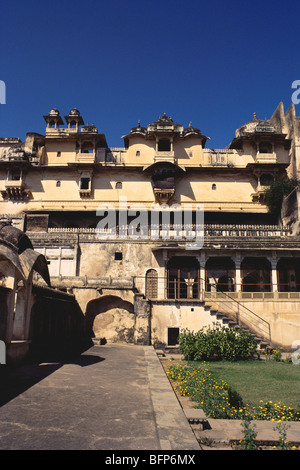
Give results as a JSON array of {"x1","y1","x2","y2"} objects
[{"x1": 1, "y1": 102, "x2": 300, "y2": 356}]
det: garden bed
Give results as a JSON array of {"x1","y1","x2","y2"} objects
[
  {"x1": 161, "y1": 357, "x2": 300, "y2": 450},
  {"x1": 164, "y1": 359, "x2": 300, "y2": 421}
]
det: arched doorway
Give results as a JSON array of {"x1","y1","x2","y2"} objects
[
  {"x1": 167, "y1": 257, "x2": 200, "y2": 299},
  {"x1": 241, "y1": 257, "x2": 271, "y2": 292},
  {"x1": 85, "y1": 295, "x2": 135, "y2": 343},
  {"x1": 205, "y1": 257, "x2": 235, "y2": 292},
  {"x1": 145, "y1": 269, "x2": 158, "y2": 299}
]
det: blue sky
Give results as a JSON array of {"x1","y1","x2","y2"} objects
[{"x1": 1, "y1": 0, "x2": 300, "y2": 148}]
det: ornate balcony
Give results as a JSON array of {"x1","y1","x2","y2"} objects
[
  {"x1": 255, "y1": 152, "x2": 277, "y2": 164},
  {"x1": 154, "y1": 151, "x2": 175, "y2": 163},
  {"x1": 75, "y1": 152, "x2": 96, "y2": 163},
  {"x1": 1, "y1": 180, "x2": 30, "y2": 200}
]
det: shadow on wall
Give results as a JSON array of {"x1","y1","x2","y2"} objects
[
  {"x1": 85, "y1": 295, "x2": 135, "y2": 343},
  {"x1": 29, "y1": 286, "x2": 93, "y2": 362}
]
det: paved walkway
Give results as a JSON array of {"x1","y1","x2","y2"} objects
[
  {"x1": 0, "y1": 344, "x2": 200, "y2": 450},
  {"x1": 196, "y1": 418, "x2": 300, "y2": 446},
  {"x1": 184, "y1": 410, "x2": 300, "y2": 448}
]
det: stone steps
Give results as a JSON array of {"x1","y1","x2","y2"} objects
[{"x1": 207, "y1": 304, "x2": 272, "y2": 350}]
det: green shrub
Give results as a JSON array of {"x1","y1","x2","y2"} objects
[
  {"x1": 237, "y1": 418, "x2": 258, "y2": 450},
  {"x1": 178, "y1": 325, "x2": 258, "y2": 361},
  {"x1": 264, "y1": 177, "x2": 299, "y2": 215}
]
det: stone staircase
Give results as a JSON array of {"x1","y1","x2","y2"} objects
[
  {"x1": 203, "y1": 298, "x2": 272, "y2": 351},
  {"x1": 161, "y1": 296, "x2": 272, "y2": 355}
]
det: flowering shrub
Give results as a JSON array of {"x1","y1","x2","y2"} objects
[
  {"x1": 178, "y1": 325, "x2": 258, "y2": 361},
  {"x1": 167, "y1": 362, "x2": 300, "y2": 421}
]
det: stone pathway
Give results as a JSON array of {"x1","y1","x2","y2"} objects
[{"x1": 0, "y1": 344, "x2": 200, "y2": 450}]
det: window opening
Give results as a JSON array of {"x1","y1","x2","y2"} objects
[
  {"x1": 168, "y1": 328, "x2": 180, "y2": 346},
  {"x1": 80, "y1": 178, "x2": 90, "y2": 190},
  {"x1": 158, "y1": 139, "x2": 171, "y2": 151}
]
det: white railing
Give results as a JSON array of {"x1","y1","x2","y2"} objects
[
  {"x1": 202, "y1": 149, "x2": 244, "y2": 167},
  {"x1": 255, "y1": 152, "x2": 277, "y2": 164}
]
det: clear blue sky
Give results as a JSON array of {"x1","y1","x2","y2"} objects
[{"x1": 1, "y1": 0, "x2": 300, "y2": 148}]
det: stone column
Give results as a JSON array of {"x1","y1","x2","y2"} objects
[
  {"x1": 271, "y1": 260, "x2": 278, "y2": 292},
  {"x1": 197, "y1": 252, "x2": 206, "y2": 300},
  {"x1": 235, "y1": 254, "x2": 242, "y2": 292},
  {"x1": 268, "y1": 254, "x2": 278, "y2": 292},
  {"x1": 162, "y1": 249, "x2": 168, "y2": 299}
]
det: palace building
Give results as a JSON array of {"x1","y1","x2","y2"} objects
[{"x1": 0, "y1": 102, "x2": 300, "y2": 358}]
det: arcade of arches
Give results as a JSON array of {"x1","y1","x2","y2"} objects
[{"x1": 153, "y1": 256, "x2": 300, "y2": 299}]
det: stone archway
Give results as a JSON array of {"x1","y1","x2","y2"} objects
[
  {"x1": 85, "y1": 295, "x2": 135, "y2": 343},
  {"x1": 241, "y1": 257, "x2": 271, "y2": 292},
  {"x1": 205, "y1": 257, "x2": 235, "y2": 292}
]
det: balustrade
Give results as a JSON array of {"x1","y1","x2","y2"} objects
[{"x1": 48, "y1": 223, "x2": 292, "y2": 238}]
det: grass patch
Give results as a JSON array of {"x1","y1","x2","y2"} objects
[
  {"x1": 167, "y1": 360, "x2": 300, "y2": 421},
  {"x1": 207, "y1": 360, "x2": 300, "y2": 409}
]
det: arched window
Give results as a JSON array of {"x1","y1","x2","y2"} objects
[
  {"x1": 56, "y1": 181, "x2": 61, "y2": 187},
  {"x1": 115, "y1": 182, "x2": 122, "y2": 189},
  {"x1": 145, "y1": 269, "x2": 158, "y2": 299}
]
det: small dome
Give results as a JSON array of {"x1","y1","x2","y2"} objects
[
  {"x1": 235, "y1": 113, "x2": 275, "y2": 138},
  {"x1": 183, "y1": 121, "x2": 202, "y2": 136},
  {"x1": 0, "y1": 219, "x2": 33, "y2": 254},
  {"x1": 130, "y1": 120, "x2": 147, "y2": 135},
  {"x1": 48, "y1": 108, "x2": 60, "y2": 116},
  {"x1": 69, "y1": 108, "x2": 80, "y2": 116}
]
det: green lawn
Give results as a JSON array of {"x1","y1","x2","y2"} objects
[{"x1": 206, "y1": 360, "x2": 300, "y2": 409}]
